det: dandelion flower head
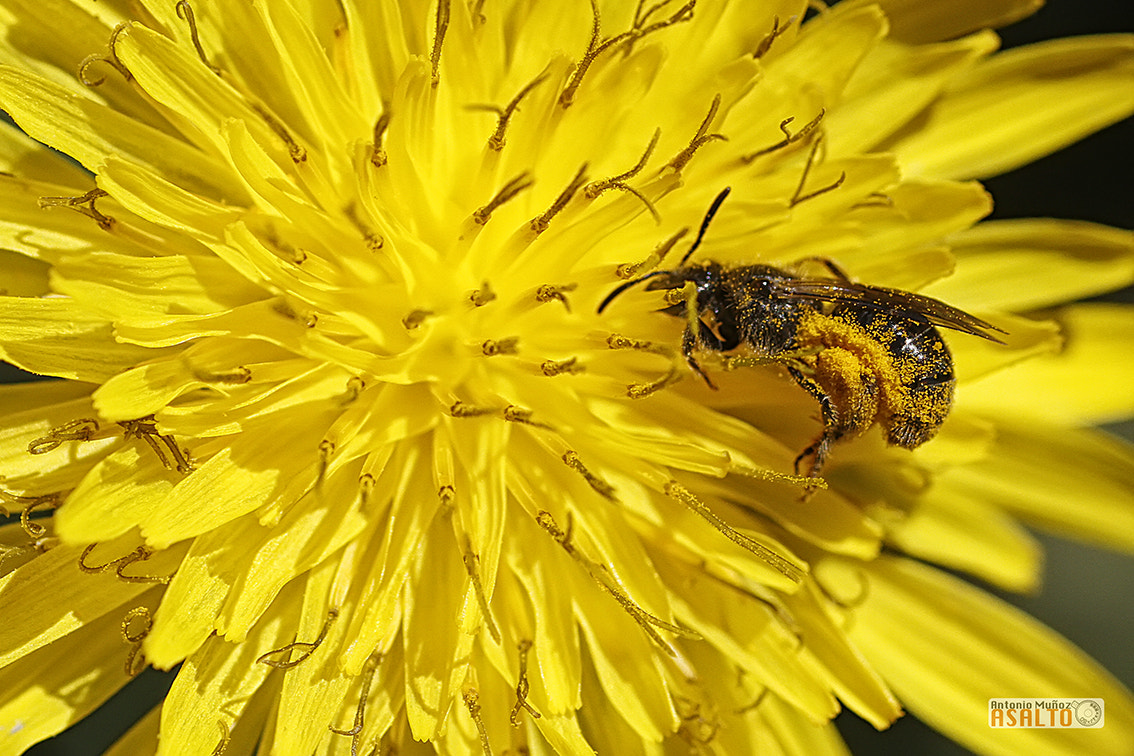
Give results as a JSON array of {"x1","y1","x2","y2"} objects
[{"x1": 0, "y1": 1, "x2": 1132, "y2": 755}]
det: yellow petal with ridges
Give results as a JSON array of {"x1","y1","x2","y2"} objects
[
  {"x1": 842, "y1": 555, "x2": 1134, "y2": 756},
  {"x1": 888, "y1": 35, "x2": 1134, "y2": 179},
  {"x1": 848, "y1": 0, "x2": 1042, "y2": 45}
]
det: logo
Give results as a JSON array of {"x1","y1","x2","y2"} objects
[{"x1": 988, "y1": 698, "x2": 1105, "y2": 728}]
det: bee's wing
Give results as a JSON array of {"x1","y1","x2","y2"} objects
[{"x1": 772, "y1": 279, "x2": 1006, "y2": 342}]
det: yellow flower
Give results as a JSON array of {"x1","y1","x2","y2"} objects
[{"x1": 0, "y1": 1, "x2": 1131, "y2": 755}]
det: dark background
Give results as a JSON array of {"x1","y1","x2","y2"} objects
[{"x1": 9, "y1": 0, "x2": 1133, "y2": 753}]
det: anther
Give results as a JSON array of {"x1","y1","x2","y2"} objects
[
  {"x1": 371, "y1": 108, "x2": 392, "y2": 167},
  {"x1": 257, "y1": 609, "x2": 339, "y2": 669},
  {"x1": 666, "y1": 94, "x2": 726, "y2": 172},
  {"x1": 540, "y1": 357, "x2": 584, "y2": 376},
  {"x1": 462, "y1": 688, "x2": 493, "y2": 756},
  {"x1": 430, "y1": 0, "x2": 451, "y2": 87},
  {"x1": 469, "y1": 281, "x2": 496, "y2": 306},
  {"x1": 27, "y1": 418, "x2": 100, "y2": 455},
  {"x1": 461, "y1": 546, "x2": 502, "y2": 643},
  {"x1": 606, "y1": 333, "x2": 668, "y2": 355},
  {"x1": 38, "y1": 189, "x2": 115, "y2": 231},
  {"x1": 474, "y1": 172, "x2": 534, "y2": 225},
  {"x1": 753, "y1": 15, "x2": 792, "y2": 59},
  {"x1": 176, "y1": 1, "x2": 220, "y2": 75},
  {"x1": 450, "y1": 401, "x2": 497, "y2": 418},
  {"x1": 741, "y1": 109, "x2": 825, "y2": 163},
  {"x1": 616, "y1": 228, "x2": 689, "y2": 279},
  {"x1": 252, "y1": 104, "x2": 307, "y2": 163},
  {"x1": 627, "y1": 367, "x2": 680, "y2": 399},
  {"x1": 530, "y1": 164, "x2": 588, "y2": 234},
  {"x1": 584, "y1": 128, "x2": 662, "y2": 222},
  {"x1": 481, "y1": 337, "x2": 519, "y2": 356},
  {"x1": 503, "y1": 405, "x2": 551, "y2": 428},
  {"x1": 790, "y1": 136, "x2": 845, "y2": 207},
  {"x1": 118, "y1": 416, "x2": 194, "y2": 474},
  {"x1": 510, "y1": 640, "x2": 541, "y2": 726},
  {"x1": 535, "y1": 283, "x2": 578, "y2": 311},
  {"x1": 77, "y1": 24, "x2": 131, "y2": 87},
  {"x1": 562, "y1": 450, "x2": 617, "y2": 500},
  {"x1": 402, "y1": 309, "x2": 433, "y2": 329}
]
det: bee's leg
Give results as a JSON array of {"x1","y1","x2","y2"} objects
[
  {"x1": 682, "y1": 327, "x2": 718, "y2": 390},
  {"x1": 787, "y1": 366, "x2": 839, "y2": 477}
]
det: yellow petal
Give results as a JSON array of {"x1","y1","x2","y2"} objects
[
  {"x1": 961, "y1": 304, "x2": 1134, "y2": 425},
  {"x1": 935, "y1": 420, "x2": 1134, "y2": 553},
  {"x1": 840, "y1": 556, "x2": 1134, "y2": 756},
  {"x1": 888, "y1": 35, "x2": 1134, "y2": 180},
  {"x1": 848, "y1": 0, "x2": 1042, "y2": 45},
  {"x1": 928, "y1": 219, "x2": 1134, "y2": 312}
]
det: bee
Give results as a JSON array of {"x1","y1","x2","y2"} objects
[{"x1": 599, "y1": 188, "x2": 1005, "y2": 477}]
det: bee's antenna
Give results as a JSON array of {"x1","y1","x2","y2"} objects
[
  {"x1": 679, "y1": 187, "x2": 731, "y2": 265},
  {"x1": 596, "y1": 270, "x2": 672, "y2": 313}
]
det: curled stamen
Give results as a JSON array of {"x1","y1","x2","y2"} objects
[
  {"x1": 481, "y1": 72, "x2": 548, "y2": 151},
  {"x1": 584, "y1": 128, "x2": 662, "y2": 222},
  {"x1": 741, "y1": 109, "x2": 826, "y2": 163},
  {"x1": 461, "y1": 546, "x2": 502, "y2": 643},
  {"x1": 474, "y1": 172, "x2": 534, "y2": 225},
  {"x1": 510, "y1": 640, "x2": 541, "y2": 726},
  {"x1": 370, "y1": 108, "x2": 392, "y2": 167},
  {"x1": 481, "y1": 337, "x2": 520, "y2": 356},
  {"x1": 330, "y1": 653, "x2": 382, "y2": 754},
  {"x1": 77, "y1": 24, "x2": 131, "y2": 86},
  {"x1": 430, "y1": 0, "x2": 451, "y2": 87},
  {"x1": 664, "y1": 481, "x2": 805, "y2": 582},
  {"x1": 252, "y1": 104, "x2": 307, "y2": 163},
  {"x1": 257, "y1": 609, "x2": 339, "y2": 669},
  {"x1": 734, "y1": 687, "x2": 769, "y2": 715},
  {"x1": 535, "y1": 283, "x2": 578, "y2": 311},
  {"x1": 469, "y1": 281, "x2": 496, "y2": 306},
  {"x1": 666, "y1": 94, "x2": 726, "y2": 172},
  {"x1": 530, "y1": 164, "x2": 588, "y2": 234},
  {"x1": 121, "y1": 606, "x2": 152, "y2": 676},
  {"x1": 790, "y1": 136, "x2": 845, "y2": 207},
  {"x1": 176, "y1": 1, "x2": 220, "y2": 74},
  {"x1": 540, "y1": 357, "x2": 584, "y2": 376},
  {"x1": 211, "y1": 721, "x2": 230, "y2": 756},
  {"x1": 79, "y1": 543, "x2": 173, "y2": 584},
  {"x1": 462, "y1": 689, "x2": 493, "y2": 756},
  {"x1": 38, "y1": 189, "x2": 115, "y2": 231},
  {"x1": 562, "y1": 451, "x2": 617, "y2": 500},
  {"x1": 0, "y1": 490, "x2": 60, "y2": 539},
  {"x1": 616, "y1": 227, "x2": 689, "y2": 279},
  {"x1": 119, "y1": 416, "x2": 194, "y2": 474},
  {"x1": 27, "y1": 418, "x2": 100, "y2": 455}
]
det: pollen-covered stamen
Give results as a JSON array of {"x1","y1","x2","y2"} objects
[
  {"x1": 663, "y1": 481, "x2": 805, "y2": 582},
  {"x1": 606, "y1": 333, "x2": 671, "y2": 356},
  {"x1": 256, "y1": 609, "x2": 339, "y2": 669},
  {"x1": 559, "y1": 0, "x2": 695, "y2": 108},
  {"x1": 753, "y1": 15, "x2": 792, "y2": 59},
  {"x1": 562, "y1": 450, "x2": 617, "y2": 500},
  {"x1": 450, "y1": 401, "x2": 497, "y2": 418},
  {"x1": 252, "y1": 103, "x2": 307, "y2": 163},
  {"x1": 790, "y1": 135, "x2": 846, "y2": 207},
  {"x1": 741, "y1": 109, "x2": 826, "y2": 163},
  {"x1": 616, "y1": 227, "x2": 689, "y2": 279},
  {"x1": 666, "y1": 94, "x2": 727, "y2": 173},
  {"x1": 510, "y1": 640, "x2": 541, "y2": 726},
  {"x1": 727, "y1": 461, "x2": 825, "y2": 491},
  {"x1": 474, "y1": 172, "x2": 534, "y2": 225},
  {"x1": 430, "y1": 0, "x2": 451, "y2": 87},
  {"x1": 27, "y1": 418, "x2": 100, "y2": 455},
  {"x1": 330, "y1": 653, "x2": 381, "y2": 746},
  {"x1": 469, "y1": 281, "x2": 497, "y2": 306},
  {"x1": 535, "y1": 283, "x2": 577, "y2": 311},
  {"x1": 530, "y1": 164, "x2": 588, "y2": 234},
  {"x1": 370, "y1": 108, "x2": 392, "y2": 167},
  {"x1": 472, "y1": 71, "x2": 548, "y2": 151},
  {"x1": 584, "y1": 127, "x2": 662, "y2": 221},
  {"x1": 38, "y1": 189, "x2": 115, "y2": 231},
  {"x1": 77, "y1": 24, "x2": 132, "y2": 86},
  {"x1": 0, "y1": 490, "x2": 59, "y2": 538},
  {"x1": 461, "y1": 545, "x2": 502, "y2": 643},
  {"x1": 540, "y1": 357, "x2": 583, "y2": 376},
  {"x1": 78, "y1": 543, "x2": 173, "y2": 584},
  {"x1": 176, "y1": 0, "x2": 220, "y2": 75},
  {"x1": 462, "y1": 688, "x2": 493, "y2": 756},
  {"x1": 344, "y1": 204, "x2": 385, "y2": 251},
  {"x1": 121, "y1": 606, "x2": 152, "y2": 677},
  {"x1": 535, "y1": 510, "x2": 691, "y2": 655},
  {"x1": 482, "y1": 337, "x2": 520, "y2": 356},
  {"x1": 118, "y1": 416, "x2": 194, "y2": 474},
  {"x1": 503, "y1": 405, "x2": 551, "y2": 429},
  {"x1": 627, "y1": 367, "x2": 681, "y2": 399}
]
